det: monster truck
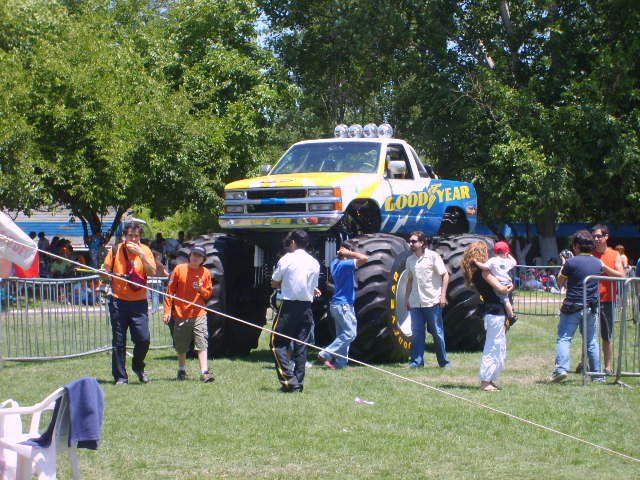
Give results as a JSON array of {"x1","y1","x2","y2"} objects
[{"x1": 180, "y1": 123, "x2": 488, "y2": 362}]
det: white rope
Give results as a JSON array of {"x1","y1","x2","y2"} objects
[{"x1": 2, "y1": 234, "x2": 639, "y2": 464}]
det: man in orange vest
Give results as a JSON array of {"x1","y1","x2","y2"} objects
[
  {"x1": 103, "y1": 223, "x2": 156, "y2": 385},
  {"x1": 591, "y1": 224, "x2": 625, "y2": 375}
]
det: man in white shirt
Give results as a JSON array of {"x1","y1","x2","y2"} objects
[
  {"x1": 405, "y1": 231, "x2": 451, "y2": 368},
  {"x1": 271, "y1": 230, "x2": 320, "y2": 392}
]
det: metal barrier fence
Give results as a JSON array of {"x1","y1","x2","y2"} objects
[
  {"x1": 513, "y1": 265, "x2": 563, "y2": 316},
  {"x1": 612, "y1": 277, "x2": 640, "y2": 385},
  {"x1": 0, "y1": 276, "x2": 172, "y2": 361},
  {"x1": 577, "y1": 275, "x2": 639, "y2": 386}
]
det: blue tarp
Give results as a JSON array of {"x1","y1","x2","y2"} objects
[{"x1": 475, "y1": 223, "x2": 640, "y2": 238}]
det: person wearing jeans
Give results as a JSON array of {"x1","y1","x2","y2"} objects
[
  {"x1": 408, "y1": 305, "x2": 449, "y2": 367},
  {"x1": 554, "y1": 307, "x2": 601, "y2": 378},
  {"x1": 319, "y1": 242, "x2": 368, "y2": 369},
  {"x1": 405, "y1": 231, "x2": 450, "y2": 368},
  {"x1": 549, "y1": 229, "x2": 616, "y2": 383}
]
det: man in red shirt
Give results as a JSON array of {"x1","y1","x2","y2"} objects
[
  {"x1": 163, "y1": 246, "x2": 214, "y2": 382},
  {"x1": 591, "y1": 224, "x2": 625, "y2": 375}
]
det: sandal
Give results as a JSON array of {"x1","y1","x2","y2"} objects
[{"x1": 480, "y1": 381, "x2": 499, "y2": 392}]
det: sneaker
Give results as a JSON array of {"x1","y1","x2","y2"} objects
[
  {"x1": 115, "y1": 378, "x2": 128, "y2": 386},
  {"x1": 177, "y1": 370, "x2": 187, "y2": 381},
  {"x1": 134, "y1": 370, "x2": 150, "y2": 384},
  {"x1": 317, "y1": 351, "x2": 332, "y2": 363},
  {"x1": 322, "y1": 360, "x2": 337, "y2": 370},
  {"x1": 549, "y1": 371, "x2": 568, "y2": 383},
  {"x1": 200, "y1": 372, "x2": 215, "y2": 383},
  {"x1": 440, "y1": 362, "x2": 452, "y2": 369},
  {"x1": 407, "y1": 362, "x2": 424, "y2": 369}
]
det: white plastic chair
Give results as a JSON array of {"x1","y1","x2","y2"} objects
[{"x1": 0, "y1": 388, "x2": 79, "y2": 480}]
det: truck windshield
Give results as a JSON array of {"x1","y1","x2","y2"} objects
[{"x1": 270, "y1": 142, "x2": 381, "y2": 174}]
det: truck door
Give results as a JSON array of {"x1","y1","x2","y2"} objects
[{"x1": 381, "y1": 144, "x2": 432, "y2": 234}]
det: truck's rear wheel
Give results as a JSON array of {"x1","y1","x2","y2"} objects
[
  {"x1": 432, "y1": 234, "x2": 495, "y2": 351},
  {"x1": 177, "y1": 234, "x2": 267, "y2": 358},
  {"x1": 346, "y1": 233, "x2": 412, "y2": 363}
]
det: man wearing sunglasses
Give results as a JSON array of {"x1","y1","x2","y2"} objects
[
  {"x1": 405, "y1": 231, "x2": 451, "y2": 369},
  {"x1": 591, "y1": 224, "x2": 625, "y2": 375}
]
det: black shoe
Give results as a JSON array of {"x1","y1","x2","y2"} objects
[
  {"x1": 177, "y1": 370, "x2": 187, "y2": 381},
  {"x1": 279, "y1": 385, "x2": 303, "y2": 393},
  {"x1": 134, "y1": 370, "x2": 150, "y2": 384}
]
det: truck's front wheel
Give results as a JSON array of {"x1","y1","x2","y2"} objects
[{"x1": 346, "y1": 233, "x2": 412, "y2": 363}]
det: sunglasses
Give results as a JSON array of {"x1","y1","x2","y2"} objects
[
  {"x1": 409, "y1": 239, "x2": 420, "y2": 244},
  {"x1": 593, "y1": 234, "x2": 606, "y2": 239}
]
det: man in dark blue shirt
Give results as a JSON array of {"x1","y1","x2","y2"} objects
[
  {"x1": 317, "y1": 241, "x2": 368, "y2": 369},
  {"x1": 550, "y1": 230, "x2": 604, "y2": 383}
]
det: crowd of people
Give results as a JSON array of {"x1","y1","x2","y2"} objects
[{"x1": 8, "y1": 223, "x2": 635, "y2": 392}]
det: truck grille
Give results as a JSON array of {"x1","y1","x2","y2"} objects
[
  {"x1": 248, "y1": 204, "x2": 307, "y2": 213},
  {"x1": 247, "y1": 189, "x2": 306, "y2": 199}
]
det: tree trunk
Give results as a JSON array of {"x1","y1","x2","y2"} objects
[{"x1": 536, "y1": 215, "x2": 558, "y2": 266}]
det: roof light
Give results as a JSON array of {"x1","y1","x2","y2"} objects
[
  {"x1": 378, "y1": 123, "x2": 393, "y2": 138},
  {"x1": 334, "y1": 124, "x2": 349, "y2": 138},
  {"x1": 363, "y1": 123, "x2": 378, "y2": 138},
  {"x1": 348, "y1": 124, "x2": 363, "y2": 138}
]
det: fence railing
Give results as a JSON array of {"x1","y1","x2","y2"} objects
[
  {"x1": 513, "y1": 265, "x2": 563, "y2": 317},
  {"x1": 575, "y1": 275, "x2": 639, "y2": 385},
  {"x1": 613, "y1": 277, "x2": 640, "y2": 384},
  {"x1": 0, "y1": 275, "x2": 171, "y2": 361}
]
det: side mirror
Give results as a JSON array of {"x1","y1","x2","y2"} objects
[
  {"x1": 388, "y1": 160, "x2": 407, "y2": 178},
  {"x1": 260, "y1": 165, "x2": 272, "y2": 175}
]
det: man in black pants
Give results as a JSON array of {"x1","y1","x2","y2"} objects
[
  {"x1": 103, "y1": 223, "x2": 156, "y2": 385},
  {"x1": 270, "y1": 230, "x2": 320, "y2": 392}
]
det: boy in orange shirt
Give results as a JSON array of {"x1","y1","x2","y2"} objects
[{"x1": 163, "y1": 246, "x2": 214, "y2": 382}]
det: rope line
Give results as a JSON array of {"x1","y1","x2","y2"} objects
[{"x1": 2, "y1": 234, "x2": 639, "y2": 463}]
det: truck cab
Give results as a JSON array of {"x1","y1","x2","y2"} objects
[{"x1": 220, "y1": 124, "x2": 477, "y2": 238}]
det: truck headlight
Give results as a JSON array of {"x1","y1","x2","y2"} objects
[
  {"x1": 225, "y1": 191, "x2": 247, "y2": 200},
  {"x1": 224, "y1": 205, "x2": 245, "y2": 214}
]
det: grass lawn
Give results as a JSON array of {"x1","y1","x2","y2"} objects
[{"x1": 1, "y1": 312, "x2": 638, "y2": 479}]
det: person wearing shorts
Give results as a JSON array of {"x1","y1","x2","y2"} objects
[
  {"x1": 163, "y1": 246, "x2": 214, "y2": 382},
  {"x1": 591, "y1": 224, "x2": 625, "y2": 375}
]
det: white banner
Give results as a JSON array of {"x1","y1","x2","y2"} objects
[{"x1": 0, "y1": 211, "x2": 37, "y2": 268}]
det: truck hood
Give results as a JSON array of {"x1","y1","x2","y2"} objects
[{"x1": 225, "y1": 172, "x2": 379, "y2": 190}]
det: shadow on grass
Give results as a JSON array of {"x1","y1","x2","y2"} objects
[{"x1": 436, "y1": 383, "x2": 482, "y2": 391}]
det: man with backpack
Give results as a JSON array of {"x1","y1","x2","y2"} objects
[{"x1": 103, "y1": 223, "x2": 156, "y2": 385}]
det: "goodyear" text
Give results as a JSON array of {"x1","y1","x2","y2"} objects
[{"x1": 383, "y1": 183, "x2": 471, "y2": 212}]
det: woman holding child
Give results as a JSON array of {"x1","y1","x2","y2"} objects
[{"x1": 461, "y1": 241, "x2": 514, "y2": 391}]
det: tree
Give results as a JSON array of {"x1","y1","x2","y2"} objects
[
  {"x1": 0, "y1": 0, "x2": 290, "y2": 243},
  {"x1": 261, "y1": 0, "x2": 640, "y2": 262}
]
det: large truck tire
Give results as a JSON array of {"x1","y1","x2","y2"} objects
[
  {"x1": 176, "y1": 234, "x2": 267, "y2": 358},
  {"x1": 346, "y1": 233, "x2": 412, "y2": 363},
  {"x1": 432, "y1": 234, "x2": 495, "y2": 351}
]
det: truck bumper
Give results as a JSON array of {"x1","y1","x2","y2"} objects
[{"x1": 219, "y1": 213, "x2": 341, "y2": 230}]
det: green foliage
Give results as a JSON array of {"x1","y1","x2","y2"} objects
[
  {"x1": 261, "y1": 0, "x2": 640, "y2": 228},
  {"x1": 0, "y1": 0, "x2": 290, "y2": 241}
]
